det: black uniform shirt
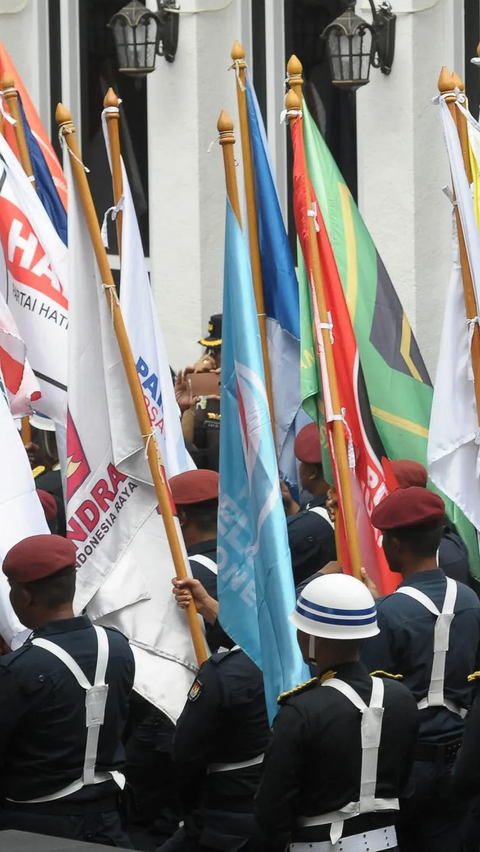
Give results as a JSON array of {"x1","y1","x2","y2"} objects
[
  {"x1": 0, "y1": 615, "x2": 135, "y2": 802},
  {"x1": 362, "y1": 569, "x2": 480, "y2": 742},
  {"x1": 452, "y1": 682, "x2": 480, "y2": 796},
  {"x1": 254, "y1": 662, "x2": 418, "y2": 850},
  {"x1": 192, "y1": 401, "x2": 220, "y2": 472},
  {"x1": 439, "y1": 530, "x2": 470, "y2": 585},
  {"x1": 174, "y1": 647, "x2": 269, "y2": 815},
  {"x1": 287, "y1": 495, "x2": 336, "y2": 587}
]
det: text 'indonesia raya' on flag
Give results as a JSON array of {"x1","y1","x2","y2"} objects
[{"x1": 290, "y1": 112, "x2": 398, "y2": 596}]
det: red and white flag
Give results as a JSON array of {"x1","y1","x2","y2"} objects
[
  {"x1": 0, "y1": 131, "x2": 68, "y2": 425},
  {"x1": 66, "y1": 158, "x2": 198, "y2": 721}
]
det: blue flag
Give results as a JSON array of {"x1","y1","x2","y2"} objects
[
  {"x1": 246, "y1": 76, "x2": 307, "y2": 496},
  {"x1": 19, "y1": 98, "x2": 67, "y2": 244},
  {"x1": 218, "y1": 201, "x2": 308, "y2": 721}
]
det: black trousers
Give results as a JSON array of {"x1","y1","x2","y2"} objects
[
  {"x1": 0, "y1": 809, "x2": 133, "y2": 848},
  {"x1": 397, "y1": 760, "x2": 466, "y2": 851}
]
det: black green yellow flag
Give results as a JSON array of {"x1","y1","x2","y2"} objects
[{"x1": 300, "y1": 99, "x2": 480, "y2": 577}]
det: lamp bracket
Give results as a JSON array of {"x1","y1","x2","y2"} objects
[
  {"x1": 368, "y1": 0, "x2": 396, "y2": 75},
  {"x1": 155, "y1": 0, "x2": 180, "y2": 63}
]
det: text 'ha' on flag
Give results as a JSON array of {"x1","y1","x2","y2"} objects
[
  {"x1": 290, "y1": 108, "x2": 398, "y2": 596},
  {"x1": 217, "y1": 199, "x2": 308, "y2": 721},
  {"x1": 65, "y1": 153, "x2": 197, "y2": 722},
  {"x1": 245, "y1": 74, "x2": 303, "y2": 493},
  {"x1": 101, "y1": 107, "x2": 193, "y2": 477},
  {"x1": 0, "y1": 131, "x2": 68, "y2": 425}
]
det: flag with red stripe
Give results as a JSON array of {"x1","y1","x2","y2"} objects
[{"x1": 291, "y1": 114, "x2": 398, "y2": 595}]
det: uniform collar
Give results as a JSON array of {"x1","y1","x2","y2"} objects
[
  {"x1": 32, "y1": 614, "x2": 92, "y2": 638},
  {"x1": 318, "y1": 660, "x2": 367, "y2": 682},
  {"x1": 186, "y1": 538, "x2": 217, "y2": 556},
  {"x1": 306, "y1": 494, "x2": 327, "y2": 510},
  {"x1": 399, "y1": 568, "x2": 445, "y2": 588}
]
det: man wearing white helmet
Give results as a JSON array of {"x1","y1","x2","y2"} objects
[{"x1": 254, "y1": 574, "x2": 419, "y2": 852}]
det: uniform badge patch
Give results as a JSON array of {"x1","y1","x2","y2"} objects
[{"x1": 188, "y1": 679, "x2": 203, "y2": 702}]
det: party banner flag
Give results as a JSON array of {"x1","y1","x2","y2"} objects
[
  {"x1": 102, "y1": 113, "x2": 193, "y2": 477},
  {"x1": 0, "y1": 290, "x2": 40, "y2": 415},
  {"x1": 217, "y1": 200, "x2": 307, "y2": 721},
  {"x1": 66, "y1": 157, "x2": 197, "y2": 721}
]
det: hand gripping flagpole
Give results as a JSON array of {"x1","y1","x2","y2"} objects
[
  {"x1": 56, "y1": 102, "x2": 208, "y2": 666},
  {"x1": 103, "y1": 88, "x2": 124, "y2": 255},
  {"x1": 230, "y1": 42, "x2": 276, "y2": 445},
  {"x1": 285, "y1": 88, "x2": 362, "y2": 580},
  {"x1": 1, "y1": 74, "x2": 35, "y2": 445},
  {"x1": 438, "y1": 68, "x2": 480, "y2": 421}
]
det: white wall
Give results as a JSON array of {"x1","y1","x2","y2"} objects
[
  {"x1": 357, "y1": 0, "x2": 462, "y2": 377},
  {"x1": 147, "y1": 0, "x2": 244, "y2": 371}
]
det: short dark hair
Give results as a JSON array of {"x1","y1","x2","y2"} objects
[
  {"x1": 22, "y1": 566, "x2": 76, "y2": 609},
  {"x1": 184, "y1": 499, "x2": 218, "y2": 531},
  {"x1": 385, "y1": 521, "x2": 444, "y2": 558}
]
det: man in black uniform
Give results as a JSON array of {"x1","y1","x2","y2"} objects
[
  {"x1": 283, "y1": 422, "x2": 336, "y2": 586},
  {"x1": 0, "y1": 534, "x2": 134, "y2": 847},
  {"x1": 159, "y1": 644, "x2": 269, "y2": 852},
  {"x1": 254, "y1": 573, "x2": 419, "y2": 851},
  {"x1": 363, "y1": 486, "x2": 480, "y2": 852},
  {"x1": 391, "y1": 458, "x2": 470, "y2": 584}
]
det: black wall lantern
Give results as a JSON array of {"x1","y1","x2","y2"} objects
[
  {"x1": 323, "y1": 0, "x2": 396, "y2": 91},
  {"x1": 109, "y1": 0, "x2": 180, "y2": 76}
]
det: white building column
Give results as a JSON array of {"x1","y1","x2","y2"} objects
[
  {"x1": 357, "y1": 0, "x2": 462, "y2": 377},
  {"x1": 0, "y1": 0, "x2": 50, "y2": 128},
  {"x1": 147, "y1": 0, "x2": 244, "y2": 370}
]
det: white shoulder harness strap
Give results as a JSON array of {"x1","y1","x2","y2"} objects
[
  {"x1": 395, "y1": 577, "x2": 465, "y2": 718},
  {"x1": 298, "y1": 676, "x2": 398, "y2": 846},
  {"x1": 10, "y1": 625, "x2": 124, "y2": 804},
  {"x1": 189, "y1": 554, "x2": 218, "y2": 575},
  {"x1": 308, "y1": 506, "x2": 334, "y2": 529}
]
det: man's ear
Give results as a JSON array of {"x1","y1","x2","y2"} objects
[
  {"x1": 178, "y1": 508, "x2": 187, "y2": 528},
  {"x1": 21, "y1": 587, "x2": 34, "y2": 609}
]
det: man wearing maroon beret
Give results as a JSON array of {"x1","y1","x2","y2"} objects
[
  {"x1": 362, "y1": 487, "x2": 480, "y2": 852},
  {"x1": 0, "y1": 534, "x2": 135, "y2": 847},
  {"x1": 282, "y1": 423, "x2": 336, "y2": 586},
  {"x1": 391, "y1": 459, "x2": 470, "y2": 586}
]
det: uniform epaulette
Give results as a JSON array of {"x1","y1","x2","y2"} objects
[
  {"x1": 32, "y1": 465, "x2": 46, "y2": 478},
  {"x1": 467, "y1": 671, "x2": 480, "y2": 683},
  {"x1": 277, "y1": 677, "x2": 318, "y2": 705},
  {"x1": 369, "y1": 670, "x2": 403, "y2": 680},
  {"x1": 207, "y1": 412, "x2": 221, "y2": 421}
]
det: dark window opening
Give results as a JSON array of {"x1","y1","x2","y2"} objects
[
  {"x1": 78, "y1": 0, "x2": 149, "y2": 255},
  {"x1": 252, "y1": 0, "x2": 267, "y2": 130},
  {"x1": 49, "y1": 0, "x2": 62, "y2": 162},
  {"x1": 464, "y1": 3, "x2": 480, "y2": 110}
]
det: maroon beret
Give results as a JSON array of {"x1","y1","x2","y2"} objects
[
  {"x1": 391, "y1": 459, "x2": 428, "y2": 489},
  {"x1": 37, "y1": 489, "x2": 58, "y2": 522},
  {"x1": 3, "y1": 535, "x2": 77, "y2": 583},
  {"x1": 170, "y1": 469, "x2": 219, "y2": 506},
  {"x1": 372, "y1": 486, "x2": 445, "y2": 531},
  {"x1": 294, "y1": 423, "x2": 322, "y2": 465}
]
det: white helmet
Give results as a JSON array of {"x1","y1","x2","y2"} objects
[
  {"x1": 289, "y1": 574, "x2": 380, "y2": 640},
  {"x1": 30, "y1": 413, "x2": 56, "y2": 432}
]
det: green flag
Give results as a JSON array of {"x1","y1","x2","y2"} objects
[{"x1": 301, "y1": 98, "x2": 480, "y2": 578}]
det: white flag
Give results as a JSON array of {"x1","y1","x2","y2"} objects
[
  {"x1": 102, "y1": 113, "x2": 193, "y2": 477},
  {"x1": 0, "y1": 133, "x2": 68, "y2": 425},
  {"x1": 0, "y1": 387, "x2": 49, "y2": 646},
  {"x1": 428, "y1": 98, "x2": 480, "y2": 530},
  {"x1": 66, "y1": 158, "x2": 198, "y2": 721}
]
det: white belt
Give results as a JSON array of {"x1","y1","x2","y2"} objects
[
  {"x1": 189, "y1": 554, "x2": 218, "y2": 575},
  {"x1": 207, "y1": 753, "x2": 264, "y2": 774},
  {"x1": 290, "y1": 824, "x2": 397, "y2": 852},
  {"x1": 309, "y1": 506, "x2": 334, "y2": 528}
]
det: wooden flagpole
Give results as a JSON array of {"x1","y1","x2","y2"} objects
[
  {"x1": 217, "y1": 111, "x2": 243, "y2": 226},
  {"x1": 438, "y1": 68, "x2": 480, "y2": 419},
  {"x1": 1, "y1": 74, "x2": 34, "y2": 444},
  {"x1": 103, "y1": 89, "x2": 123, "y2": 255},
  {"x1": 230, "y1": 42, "x2": 276, "y2": 441},
  {"x1": 286, "y1": 88, "x2": 362, "y2": 580},
  {"x1": 56, "y1": 102, "x2": 208, "y2": 666}
]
